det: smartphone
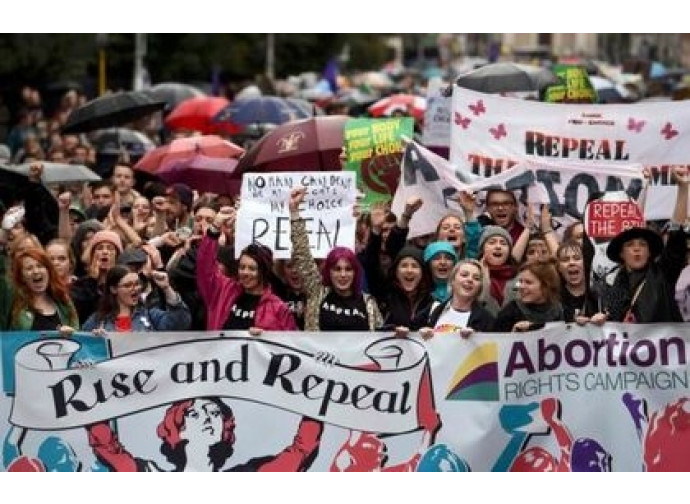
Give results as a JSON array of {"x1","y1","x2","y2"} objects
[{"x1": 175, "y1": 226, "x2": 193, "y2": 240}]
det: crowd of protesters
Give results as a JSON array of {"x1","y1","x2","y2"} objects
[{"x1": 1, "y1": 81, "x2": 690, "y2": 341}]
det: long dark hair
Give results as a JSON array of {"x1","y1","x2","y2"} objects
[{"x1": 94, "y1": 265, "x2": 133, "y2": 322}]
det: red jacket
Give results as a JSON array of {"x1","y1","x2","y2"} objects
[{"x1": 196, "y1": 234, "x2": 297, "y2": 331}]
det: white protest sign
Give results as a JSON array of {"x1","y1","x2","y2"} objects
[
  {"x1": 236, "y1": 171, "x2": 356, "y2": 258},
  {"x1": 450, "y1": 87, "x2": 690, "y2": 219},
  {"x1": 422, "y1": 77, "x2": 451, "y2": 148}
]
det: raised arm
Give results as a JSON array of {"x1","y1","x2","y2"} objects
[
  {"x1": 288, "y1": 187, "x2": 323, "y2": 296},
  {"x1": 196, "y1": 207, "x2": 236, "y2": 304}
]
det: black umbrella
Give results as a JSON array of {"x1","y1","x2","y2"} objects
[
  {"x1": 0, "y1": 164, "x2": 27, "y2": 208},
  {"x1": 144, "y1": 82, "x2": 207, "y2": 114},
  {"x1": 62, "y1": 91, "x2": 166, "y2": 134},
  {"x1": 454, "y1": 62, "x2": 559, "y2": 94}
]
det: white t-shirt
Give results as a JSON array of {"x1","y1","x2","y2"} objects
[{"x1": 434, "y1": 307, "x2": 471, "y2": 333}]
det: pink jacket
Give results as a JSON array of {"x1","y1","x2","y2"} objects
[{"x1": 196, "y1": 234, "x2": 297, "y2": 331}]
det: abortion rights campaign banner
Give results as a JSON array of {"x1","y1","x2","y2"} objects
[
  {"x1": 235, "y1": 171, "x2": 356, "y2": 259},
  {"x1": 2, "y1": 324, "x2": 690, "y2": 471},
  {"x1": 450, "y1": 86, "x2": 690, "y2": 219}
]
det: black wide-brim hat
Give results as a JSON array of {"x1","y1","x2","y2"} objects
[{"x1": 606, "y1": 227, "x2": 663, "y2": 263}]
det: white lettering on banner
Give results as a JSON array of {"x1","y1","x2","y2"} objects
[
  {"x1": 11, "y1": 336, "x2": 426, "y2": 433},
  {"x1": 236, "y1": 171, "x2": 356, "y2": 259},
  {"x1": 450, "y1": 87, "x2": 690, "y2": 219}
]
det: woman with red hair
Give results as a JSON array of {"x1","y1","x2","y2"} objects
[
  {"x1": 87, "y1": 397, "x2": 322, "y2": 472},
  {"x1": 2, "y1": 247, "x2": 78, "y2": 332},
  {"x1": 289, "y1": 187, "x2": 382, "y2": 331}
]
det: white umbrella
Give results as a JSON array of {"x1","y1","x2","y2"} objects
[{"x1": 10, "y1": 162, "x2": 101, "y2": 184}]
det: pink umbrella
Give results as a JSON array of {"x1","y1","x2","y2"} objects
[
  {"x1": 156, "y1": 155, "x2": 241, "y2": 195},
  {"x1": 368, "y1": 94, "x2": 427, "y2": 120},
  {"x1": 134, "y1": 135, "x2": 244, "y2": 175}
]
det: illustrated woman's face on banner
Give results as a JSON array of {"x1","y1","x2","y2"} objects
[{"x1": 182, "y1": 399, "x2": 224, "y2": 445}]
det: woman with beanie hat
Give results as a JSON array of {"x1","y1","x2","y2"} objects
[
  {"x1": 70, "y1": 229, "x2": 123, "y2": 324},
  {"x1": 423, "y1": 241, "x2": 458, "y2": 305},
  {"x1": 197, "y1": 207, "x2": 296, "y2": 333},
  {"x1": 379, "y1": 245, "x2": 433, "y2": 330},
  {"x1": 289, "y1": 187, "x2": 382, "y2": 331},
  {"x1": 478, "y1": 225, "x2": 518, "y2": 315}
]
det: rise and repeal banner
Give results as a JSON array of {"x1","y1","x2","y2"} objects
[{"x1": 1, "y1": 324, "x2": 689, "y2": 471}]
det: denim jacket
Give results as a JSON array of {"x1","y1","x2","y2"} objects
[{"x1": 82, "y1": 300, "x2": 191, "y2": 333}]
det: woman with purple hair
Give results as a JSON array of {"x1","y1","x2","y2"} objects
[{"x1": 289, "y1": 187, "x2": 382, "y2": 331}]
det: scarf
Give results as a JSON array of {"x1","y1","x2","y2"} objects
[
  {"x1": 431, "y1": 279, "x2": 450, "y2": 303},
  {"x1": 516, "y1": 300, "x2": 563, "y2": 324},
  {"x1": 488, "y1": 264, "x2": 516, "y2": 306}
]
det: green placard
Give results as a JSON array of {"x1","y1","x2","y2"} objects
[
  {"x1": 344, "y1": 117, "x2": 414, "y2": 208},
  {"x1": 544, "y1": 64, "x2": 597, "y2": 104}
]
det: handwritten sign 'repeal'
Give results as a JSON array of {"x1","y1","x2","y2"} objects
[{"x1": 235, "y1": 171, "x2": 357, "y2": 259}]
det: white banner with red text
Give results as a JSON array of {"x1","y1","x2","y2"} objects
[{"x1": 450, "y1": 87, "x2": 690, "y2": 219}]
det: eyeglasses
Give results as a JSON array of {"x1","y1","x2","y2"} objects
[
  {"x1": 117, "y1": 281, "x2": 141, "y2": 290},
  {"x1": 487, "y1": 201, "x2": 515, "y2": 209}
]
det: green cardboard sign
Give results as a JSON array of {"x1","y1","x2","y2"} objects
[
  {"x1": 344, "y1": 117, "x2": 414, "y2": 208},
  {"x1": 544, "y1": 64, "x2": 597, "y2": 104}
]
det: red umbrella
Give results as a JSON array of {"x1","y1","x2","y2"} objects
[
  {"x1": 233, "y1": 116, "x2": 348, "y2": 177},
  {"x1": 134, "y1": 135, "x2": 244, "y2": 175},
  {"x1": 368, "y1": 94, "x2": 427, "y2": 120},
  {"x1": 156, "y1": 155, "x2": 241, "y2": 195},
  {"x1": 164, "y1": 97, "x2": 240, "y2": 135}
]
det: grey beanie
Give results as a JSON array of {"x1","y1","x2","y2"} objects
[{"x1": 479, "y1": 225, "x2": 513, "y2": 252}]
